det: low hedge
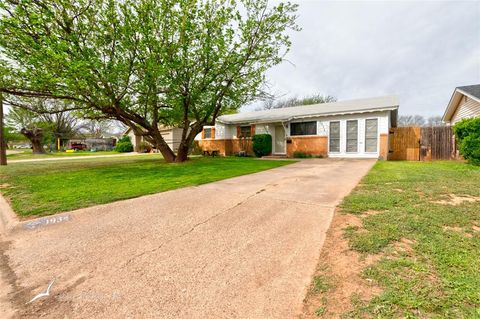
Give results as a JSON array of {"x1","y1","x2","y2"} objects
[{"x1": 252, "y1": 134, "x2": 272, "y2": 157}]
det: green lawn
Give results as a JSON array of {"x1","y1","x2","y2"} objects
[
  {"x1": 7, "y1": 150, "x2": 120, "y2": 160},
  {"x1": 339, "y1": 161, "x2": 480, "y2": 318},
  {"x1": 0, "y1": 156, "x2": 293, "y2": 217}
]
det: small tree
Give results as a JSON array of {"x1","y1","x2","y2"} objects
[
  {"x1": 6, "y1": 107, "x2": 46, "y2": 153},
  {"x1": 453, "y1": 117, "x2": 480, "y2": 165}
]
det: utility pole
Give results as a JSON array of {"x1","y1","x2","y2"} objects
[{"x1": 0, "y1": 92, "x2": 7, "y2": 165}]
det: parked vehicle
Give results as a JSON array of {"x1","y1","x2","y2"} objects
[{"x1": 70, "y1": 143, "x2": 87, "y2": 151}]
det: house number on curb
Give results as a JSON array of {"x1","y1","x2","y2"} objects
[{"x1": 24, "y1": 215, "x2": 72, "y2": 230}]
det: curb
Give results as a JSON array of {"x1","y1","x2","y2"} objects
[{"x1": 0, "y1": 194, "x2": 19, "y2": 234}]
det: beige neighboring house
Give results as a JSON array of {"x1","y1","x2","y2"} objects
[
  {"x1": 443, "y1": 84, "x2": 480, "y2": 125},
  {"x1": 124, "y1": 126, "x2": 184, "y2": 152}
]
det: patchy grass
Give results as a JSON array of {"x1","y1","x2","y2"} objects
[
  {"x1": 0, "y1": 156, "x2": 293, "y2": 217},
  {"x1": 7, "y1": 150, "x2": 120, "y2": 160},
  {"x1": 335, "y1": 161, "x2": 480, "y2": 318}
]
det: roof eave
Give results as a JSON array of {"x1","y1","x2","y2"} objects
[{"x1": 217, "y1": 106, "x2": 399, "y2": 125}]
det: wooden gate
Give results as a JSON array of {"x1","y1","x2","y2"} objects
[
  {"x1": 419, "y1": 126, "x2": 456, "y2": 160},
  {"x1": 389, "y1": 126, "x2": 456, "y2": 161},
  {"x1": 389, "y1": 127, "x2": 421, "y2": 161}
]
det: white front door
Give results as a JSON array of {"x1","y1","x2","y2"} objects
[{"x1": 274, "y1": 125, "x2": 286, "y2": 154}]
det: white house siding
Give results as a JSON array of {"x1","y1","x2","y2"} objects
[
  {"x1": 285, "y1": 111, "x2": 390, "y2": 158},
  {"x1": 200, "y1": 110, "x2": 393, "y2": 159},
  {"x1": 451, "y1": 97, "x2": 480, "y2": 124}
]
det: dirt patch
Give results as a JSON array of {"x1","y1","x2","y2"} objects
[
  {"x1": 392, "y1": 238, "x2": 416, "y2": 255},
  {"x1": 443, "y1": 225, "x2": 476, "y2": 238},
  {"x1": 300, "y1": 209, "x2": 383, "y2": 318},
  {"x1": 362, "y1": 210, "x2": 382, "y2": 217},
  {"x1": 0, "y1": 184, "x2": 10, "y2": 189},
  {"x1": 433, "y1": 194, "x2": 480, "y2": 206}
]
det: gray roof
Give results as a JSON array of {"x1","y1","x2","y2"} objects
[
  {"x1": 217, "y1": 95, "x2": 399, "y2": 124},
  {"x1": 457, "y1": 84, "x2": 480, "y2": 100}
]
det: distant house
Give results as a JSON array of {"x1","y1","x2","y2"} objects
[
  {"x1": 124, "y1": 126, "x2": 184, "y2": 152},
  {"x1": 196, "y1": 96, "x2": 399, "y2": 159},
  {"x1": 68, "y1": 138, "x2": 116, "y2": 151},
  {"x1": 442, "y1": 84, "x2": 480, "y2": 125}
]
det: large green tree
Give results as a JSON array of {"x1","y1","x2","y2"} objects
[{"x1": 0, "y1": 0, "x2": 298, "y2": 162}]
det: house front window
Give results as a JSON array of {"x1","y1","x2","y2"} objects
[
  {"x1": 204, "y1": 128, "x2": 212, "y2": 139},
  {"x1": 346, "y1": 120, "x2": 358, "y2": 153},
  {"x1": 329, "y1": 121, "x2": 340, "y2": 152},
  {"x1": 365, "y1": 119, "x2": 378, "y2": 152},
  {"x1": 239, "y1": 125, "x2": 251, "y2": 138},
  {"x1": 290, "y1": 121, "x2": 317, "y2": 136}
]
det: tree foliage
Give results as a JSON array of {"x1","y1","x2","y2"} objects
[
  {"x1": 0, "y1": 0, "x2": 299, "y2": 162},
  {"x1": 397, "y1": 115, "x2": 445, "y2": 127},
  {"x1": 453, "y1": 117, "x2": 480, "y2": 165},
  {"x1": 262, "y1": 93, "x2": 336, "y2": 109}
]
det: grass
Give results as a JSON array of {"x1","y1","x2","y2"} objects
[
  {"x1": 6, "y1": 150, "x2": 120, "y2": 160},
  {"x1": 0, "y1": 156, "x2": 294, "y2": 217},
  {"x1": 338, "y1": 161, "x2": 480, "y2": 318}
]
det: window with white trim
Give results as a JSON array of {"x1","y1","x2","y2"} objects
[
  {"x1": 346, "y1": 120, "x2": 358, "y2": 152},
  {"x1": 365, "y1": 119, "x2": 378, "y2": 152},
  {"x1": 329, "y1": 121, "x2": 340, "y2": 152}
]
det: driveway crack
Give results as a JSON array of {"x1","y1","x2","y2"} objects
[{"x1": 119, "y1": 189, "x2": 266, "y2": 269}]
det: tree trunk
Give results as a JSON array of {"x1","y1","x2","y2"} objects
[
  {"x1": 175, "y1": 143, "x2": 189, "y2": 163},
  {"x1": 174, "y1": 125, "x2": 203, "y2": 163},
  {"x1": 0, "y1": 93, "x2": 6, "y2": 165},
  {"x1": 21, "y1": 128, "x2": 45, "y2": 154}
]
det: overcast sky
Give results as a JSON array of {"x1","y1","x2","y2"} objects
[{"x1": 242, "y1": 0, "x2": 480, "y2": 117}]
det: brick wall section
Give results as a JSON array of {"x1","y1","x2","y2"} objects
[
  {"x1": 197, "y1": 139, "x2": 253, "y2": 156},
  {"x1": 379, "y1": 133, "x2": 388, "y2": 160},
  {"x1": 286, "y1": 136, "x2": 328, "y2": 157}
]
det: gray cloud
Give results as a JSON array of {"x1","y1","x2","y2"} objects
[{"x1": 244, "y1": 0, "x2": 480, "y2": 116}]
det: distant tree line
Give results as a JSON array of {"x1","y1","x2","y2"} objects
[
  {"x1": 397, "y1": 115, "x2": 444, "y2": 127},
  {"x1": 262, "y1": 93, "x2": 337, "y2": 109}
]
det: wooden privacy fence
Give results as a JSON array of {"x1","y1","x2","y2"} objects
[{"x1": 389, "y1": 126, "x2": 457, "y2": 161}]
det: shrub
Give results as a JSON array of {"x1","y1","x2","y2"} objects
[
  {"x1": 138, "y1": 141, "x2": 152, "y2": 153},
  {"x1": 252, "y1": 134, "x2": 272, "y2": 157},
  {"x1": 115, "y1": 136, "x2": 134, "y2": 152},
  {"x1": 454, "y1": 118, "x2": 480, "y2": 165},
  {"x1": 293, "y1": 151, "x2": 311, "y2": 158}
]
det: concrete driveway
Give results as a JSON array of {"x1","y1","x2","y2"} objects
[{"x1": 0, "y1": 158, "x2": 375, "y2": 319}]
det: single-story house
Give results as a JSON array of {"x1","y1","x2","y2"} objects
[
  {"x1": 124, "y1": 126, "x2": 184, "y2": 152},
  {"x1": 442, "y1": 84, "x2": 480, "y2": 125},
  {"x1": 196, "y1": 95, "x2": 399, "y2": 159}
]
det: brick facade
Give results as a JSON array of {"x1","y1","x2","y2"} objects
[
  {"x1": 286, "y1": 136, "x2": 328, "y2": 157},
  {"x1": 197, "y1": 139, "x2": 254, "y2": 156}
]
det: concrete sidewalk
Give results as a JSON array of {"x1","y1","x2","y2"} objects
[{"x1": 0, "y1": 158, "x2": 375, "y2": 319}]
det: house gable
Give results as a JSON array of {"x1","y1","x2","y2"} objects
[{"x1": 443, "y1": 85, "x2": 480, "y2": 124}]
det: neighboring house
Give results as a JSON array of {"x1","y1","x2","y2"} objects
[
  {"x1": 124, "y1": 126, "x2": 184, "y2": 152},
  {"x1": 442, "y1": 84, "x2": 480, "y2": 125},
  {"x1": 196, "y1": 95, "x2": 399, "y2": 159}
]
